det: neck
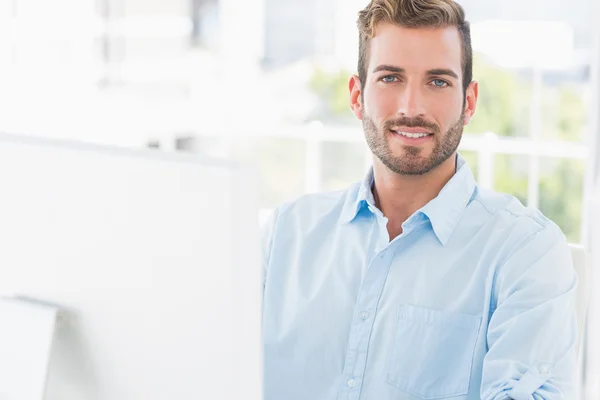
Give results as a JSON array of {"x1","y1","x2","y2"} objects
[{"x1": 372, "y1": 153, "x2": 457, "y2": 241}]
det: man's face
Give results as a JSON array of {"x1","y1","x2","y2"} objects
[{"x1": 350, "y1": 23, "x2": 477, "y2": 175}]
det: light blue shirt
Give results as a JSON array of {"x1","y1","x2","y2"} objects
[{"x1": 262, "y1": 154, "x2": 578, "y2": 400}]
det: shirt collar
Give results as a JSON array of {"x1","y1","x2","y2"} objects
[
  {"x1": 340, "y1": 166, "x2": 377, "y2": 223},
  {"x1": 341, "y1": 153, "x2": 477, "y2": 246}
]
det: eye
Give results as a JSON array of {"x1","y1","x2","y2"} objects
[
  {"x1": 379, "y1": 75, "x2": 399, "y2": 83},
  {"x1": 430, "y1": 79, "x2": 449, "y2": 88}
]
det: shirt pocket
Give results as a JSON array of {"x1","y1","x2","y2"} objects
[{"x1": 386, "y1": 304, "x2": 481, "y2": 399}]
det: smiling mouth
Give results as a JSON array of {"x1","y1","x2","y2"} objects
[{"x1": 391, "y1": 130, "x2": 433, "y2": 139}]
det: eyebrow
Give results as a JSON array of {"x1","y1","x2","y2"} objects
[
  {"x1": 426, "y1": 68, "x2": 459, "y2": 80},
  {"x1": 371, "y1": 65, "x2": 459, "y2": 80},
  {"x1": 372, "y1": 65, "x2": 405, "y2": 74}
]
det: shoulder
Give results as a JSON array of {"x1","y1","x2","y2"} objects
[
  {"x1": 273, "y1": 182, "x2": 361, "y2": 230},
  {"x1": 471, "y1": 186, "x2": 563, "y2": 243},
  {"x1": 471, "y1": 187, "x2": 571, "y2": 291}
]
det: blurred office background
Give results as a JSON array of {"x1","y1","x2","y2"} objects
[{"x1": 0, "y1": 0, "x2": 598, "y2": 397}]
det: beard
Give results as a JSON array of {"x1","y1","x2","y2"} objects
[{"x1": 362, "y1": 110, "x2": 464, "y2": 176}]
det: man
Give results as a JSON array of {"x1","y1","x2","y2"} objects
[{"x1": 261, "y1": 0, "x2": 578, "y2": 399}]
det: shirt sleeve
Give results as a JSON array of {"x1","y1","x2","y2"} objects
[
  {"x1": 480, "y1": 222, "x2": 579, "y2": 400},
  {"x1": 260, "y1": 208, "x2": 278, "y2": 292}
]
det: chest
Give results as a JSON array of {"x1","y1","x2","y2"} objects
[{"x1": 264, "y1": 218, "x2": 498, "y2": 343}]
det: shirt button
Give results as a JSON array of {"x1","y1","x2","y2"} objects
[
  {"x1": 359, "y1": 311, "x2": 370, "y2": 320},
  {"x1": 347, "y1": 379, "x2": 357, "y2": 388},
  {"x1": 538, "y1": 363, "x2": 551, "y2": 375}
]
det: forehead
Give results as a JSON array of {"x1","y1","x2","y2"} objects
[{"x1": 368, "y1": 22, "x2": 462, "y2": 76}]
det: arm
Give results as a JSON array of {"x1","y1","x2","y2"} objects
[{"x1": 481, "y1": 223, "x2": 579, "y2": 400}]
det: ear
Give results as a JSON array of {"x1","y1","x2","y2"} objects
[
  {"x1": 349, "y1": 74, "x2": 364, "y2": 120},
  {"x1": 463, "y1": 80, "x2": 478, "y2": 125}
]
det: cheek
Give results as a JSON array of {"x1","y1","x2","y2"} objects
[
  {"x1": 363, "y1": 87, "x2": 397, "y2": 119},
  {"x1": 434, "y1": 92, "x2": 464, "y2": 127}
]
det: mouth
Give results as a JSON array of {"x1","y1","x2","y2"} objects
[{"x1": 390, "y1": 129, "x2": 433, "y2": 144}]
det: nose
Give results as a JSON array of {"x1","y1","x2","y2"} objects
[{"x1": 396, "y1": 81, "x2": 427, "y2": 118}]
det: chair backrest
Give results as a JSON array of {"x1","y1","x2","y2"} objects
[{"x1": 570, "y1": 244, "x2": 591, "y2": 357}]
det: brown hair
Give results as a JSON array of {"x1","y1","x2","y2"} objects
[{"x1": 357, "y1": 0, "x2": 472, "y2": 95}]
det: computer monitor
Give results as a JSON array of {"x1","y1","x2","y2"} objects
[{"x1": 0, "y1": 133, "x2": 262, "y2": 400}]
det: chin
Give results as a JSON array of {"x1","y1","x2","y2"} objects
[{"x1": 401, "y1": 147, "x2": 431, "y2": 159}]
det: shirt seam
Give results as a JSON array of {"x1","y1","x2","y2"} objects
[
  {"x1": 497, "y1": 223, "x2": 546, "y2": 270},
  {"x1": 472, "y1": 197, "x2": 548, "y2": 230}
]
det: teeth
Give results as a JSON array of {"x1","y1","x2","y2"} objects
[{"x1": 396, "y1": 131, "x2": 430, "y2": 139}]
